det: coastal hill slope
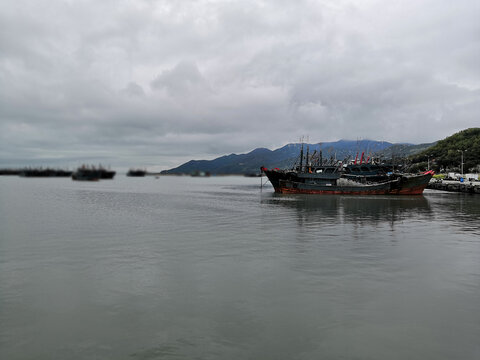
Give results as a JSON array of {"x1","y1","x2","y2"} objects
[
  {"x1": 378, "y1": 142, "x2": 436, "y2": 158},
  {"x1": 162, "y1": 139, "x2": 420, "y2": 175},
  {"x1": 409, "y1": 128, "x2": 480, "y2": 172}
]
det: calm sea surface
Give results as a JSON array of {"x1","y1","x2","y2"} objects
[{"x1": 0, "y1": 175, "x2": 479, "y2": 359}]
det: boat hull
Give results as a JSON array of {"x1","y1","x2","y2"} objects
[
  {"x1": 275, "y1": 183, "x2": 429, "y2": 195},
  {"x1": 127, "y1": 170, "x2": 146, "y2": 177},
  {"x1": 99, "y1": 170, "x2": 116, "y2": 179},
  {"x1": 263, "y1": 170, "x2": 432, "y2": 195},
  {"x1": 72, "y1": 169, "x2": 100, "y2": 181},
  {"x1": 72, "y1": 173, "x2": 100, "y2": 181}
]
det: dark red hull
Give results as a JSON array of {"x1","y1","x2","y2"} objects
[
  {"x1": 276, "y1": 183, "x2": 429, "y2": 195},
  {"x1": 264, "y1": 169, "x2": 433, "y2": 196}
]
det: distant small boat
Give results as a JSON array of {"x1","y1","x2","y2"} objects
[
  {"x1": 72, "y1": 165, "x2": 100, "y2": 181},
  {"x1": 71, "y1": 165, "x2": 115, "y2": 181},
  {"x1": 127, "y1": 169, "x2": 146, "y2": 177}
]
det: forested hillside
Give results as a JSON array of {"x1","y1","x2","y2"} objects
[{"x1": 409, "y1": 128, "x2": 480, "y2": 172}]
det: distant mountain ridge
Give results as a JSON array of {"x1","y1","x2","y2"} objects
[{"x1": 162, "y1": 139, "x2": 426, "y2": 175}]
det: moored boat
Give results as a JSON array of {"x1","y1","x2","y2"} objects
[
  {"x1": 72, "y1": 165, "x2": 101, "y2": 181},
  {"x1": 98, "y1": 168, "x2": 116, "y2": 179},
  {"x1": 127, "y1": 169, "x2": 146, "y2": 177},
  {"x1": 262, "y1": 144, "x2": 433, "y2": 195},
  {"x1": 72, "y1": 165, "x2": 115, "y2": 181}
]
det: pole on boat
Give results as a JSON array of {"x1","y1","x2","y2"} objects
[
  {"x1": 299, "y1": 142, "x2": 304, "y2": 172},
  {"x1": 260, "y1": 166, "x2": 263, "y2": 191},
  {"x1": 306, "y1": 146, "x2": 310, "y2": 173}
]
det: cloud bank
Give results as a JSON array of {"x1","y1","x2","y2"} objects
[{"x1": 1, "y1": 0, "x2": 479, "y2": 169}]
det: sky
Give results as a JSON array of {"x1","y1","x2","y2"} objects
[{"x1": 1, "y1": 0, "x2": 479, "y2": 170}]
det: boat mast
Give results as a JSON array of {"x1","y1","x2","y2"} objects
[
  {"x1": 299, "y1": 138, "x2": 304, "y2": 172},
  {"x1": 306, "y1": 145, "x2": 310, "y2": 173},
  {"x1": 311, "y1": 150, "x2": 317, "y2": 168}
]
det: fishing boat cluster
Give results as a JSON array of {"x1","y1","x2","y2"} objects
[
  {"x1": 71, "y1": 165, "x2": 116, "y2": 181},
  {"x1": 261, "y1": 145, "x2": 434, "y2": 195}
]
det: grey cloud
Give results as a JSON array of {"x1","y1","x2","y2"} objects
[
  {"x1": 122, "y1": 82, "x2": 145, "y2": 97},
  {"x1": 0, "y1": 0, "x2": 479, "y2": 170},
  {"x1": 151, "y1": 61, "x2": 210, "y2": 97}
]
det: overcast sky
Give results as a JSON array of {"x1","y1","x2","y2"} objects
[{"x1": 1, "y1": 0, "x2": 479, "y2": 170}]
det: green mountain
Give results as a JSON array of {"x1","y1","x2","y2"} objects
[{"x1": 409, "y1": 128, "x2": 480, "y2": 172}]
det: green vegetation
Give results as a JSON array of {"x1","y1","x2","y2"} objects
[
  {"x1": 378, "y1": 142, "x2": 436, "y2": 158},
  {"x1": 410, "y1": 128, "x2": 480, "y2": 172}
]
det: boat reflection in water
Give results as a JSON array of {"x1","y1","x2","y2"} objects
[{"x1": 261, "y1": 193, "x2": 432, "y2": 230}]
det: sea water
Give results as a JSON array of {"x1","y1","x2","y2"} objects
[{"x1": 0, "y1": 176, "x2": 479, "y2": 359}]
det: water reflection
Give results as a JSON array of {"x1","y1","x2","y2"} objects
[
  {"x1": 262, "y1": 194, "x2": 432, "y2": 229},
  {"x1": 1, "y1": 177, "x2": 479, "y2": 360},
  {"x1": 425, "y1": 192, "x2": 480, "y2": 235}
]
